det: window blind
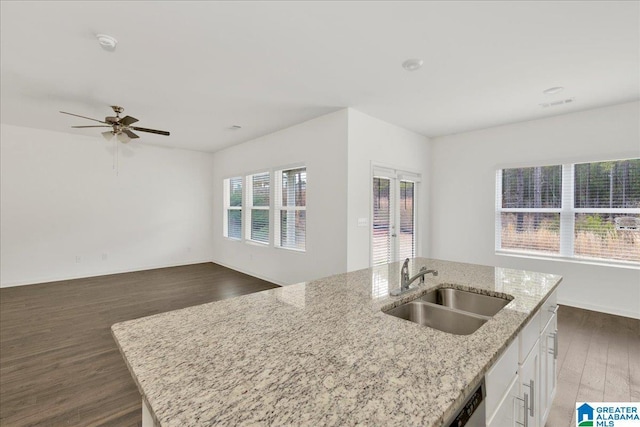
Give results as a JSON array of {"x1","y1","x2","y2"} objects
[
  {"x1": 248, "y1": 172, "x2": 270, "y2": 244},
  {"x1": 496, "y1": 158, "x2": 640, "y2": 264},
  {"x1": 573, "y1": 159, "x2": 640, "y2": 262},
  {"x1": 372, "y1": 177, "x2": 392, "y2": 266},
  {"x1": 278, "y1": 167, "x2": 306, "y2": 251},
  {"x1": 499, "y1": 165, "x2": 562, "y2": 255},
  {"x1": 398, "y1": 180, "x2": 415, "y2": 260},
  {"x1": 225, "y1": 176, "x2": 243, "y2": 240}
]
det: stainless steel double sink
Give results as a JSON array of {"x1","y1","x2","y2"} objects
[{"x1": 384, "y1": 288, "x2": 511, "y2": 335}]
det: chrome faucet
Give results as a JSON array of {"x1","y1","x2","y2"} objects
[{"x1": 390, "y1": 258, "x2": 438, "y2": 296}]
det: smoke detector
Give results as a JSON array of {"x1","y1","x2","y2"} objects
[
  {"x1": 96, "y1": 34, "x2": 118, "y2": 52},
  {"x1": 543, "y1": 86, "x2": 564, "y2": 95},
  {"x1": 402, "y1": 58, "x2": 424, "y2": 71}
]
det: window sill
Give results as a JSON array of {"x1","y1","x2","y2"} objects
[
  {"x1": 246, "y1": 240, "x2": 270, "y2": 248},
  {"x1": 496, "y1": 250, "x2": 640, "y2": 270},
  {"x1": 275, "y1": 245, "x2": 306, "y2": 254}
]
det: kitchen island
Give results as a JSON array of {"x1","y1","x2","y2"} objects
[{"x1": 111, "y1": 258, "x2": 561, "y2": 426}]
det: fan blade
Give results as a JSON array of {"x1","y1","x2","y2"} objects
[
  {"x1": 102, "y1": 131, "x2": 115, "y2": 141},
  {"x1": 131, "y1": 126, "x2": 170, "y2": 136},
  {"x1": 72, "y1": 125, "x2": 112, "y2": 128},
  {"x1": 60, "y1": 111, "x2": 108, "y2": 124},
  {"x1": 123, "y1": 129, "x2": 139, "y2": 139},
  {"x1": 119, "y1": 116, "x2": 139, "y2": 126}
]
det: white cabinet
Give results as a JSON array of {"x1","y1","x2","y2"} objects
[
  {"x1": 518, "y1": 339, "x2": 540, "y2": 427},
  {"x1": 486, "y1": 338, "x2": 519, "y2": 418},
  {"x1": 488, "y1": 376, "x2": 519, "y2": 427},
  {"x1": 539, "y1": 308, "x2": 558, "y2": 425},
  {"x1": 486, "y1": 290, "x2": 558, "y2": 427}
]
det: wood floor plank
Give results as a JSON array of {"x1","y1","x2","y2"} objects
[
  {"x1": 603, "y1": 313, "x2": 631, "y2": 402},
  {"x1": 628, "y1": 315, "x2": 640, "y2": 401},
  {"x1": 575, "y1": 311, "x2": 611, "y2": 403},
  {"x1": 0, "y1": 263, "x2": 278, "y2": 427},
  {"x1": 546, "y1": 306, "x2": 640, "y2": 427},
  {"x1": 546, "y1": 306, "x2": 595, "y2": 427}
]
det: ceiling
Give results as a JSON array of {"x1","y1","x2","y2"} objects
[{"x1": 1, "y1": 1, "x2": 638, "y2": 152}]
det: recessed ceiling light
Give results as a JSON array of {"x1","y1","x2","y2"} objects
[
  {"x1": 543, "y1": 86, "x2": 564, "y2": 95},
  {"x1": 402, "y1": 58, "x2": 424, "y2": 72},
  {"x1": 96, "y1": 34, "x2": 118, "y2": 52}
]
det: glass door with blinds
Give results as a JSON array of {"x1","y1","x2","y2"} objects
[{"x1": 371, "y1": 167, "x2": 420, "y2": 266}]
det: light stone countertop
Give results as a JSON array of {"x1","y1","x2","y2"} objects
[{"x1": 111, "y1": 258, "x2": 562, "y2": 426}]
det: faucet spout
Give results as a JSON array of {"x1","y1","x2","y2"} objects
[
  {"x1": 400, "y1": 258, "x2": 410, "y2": 287},
  {"x1": 390, "y1": 260, "x2": 438, "y2": 296}
]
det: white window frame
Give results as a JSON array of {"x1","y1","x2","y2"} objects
[
  {"x1": 223, "y1": 176, "x2": 243, "y2": 241},
  {"x1": 496, "y1": 160, "x2": 640, "y2": 268},
  {"x1": 274, "y1": 165, "x2": 307, "y2": 252},
  {"x1": 245, "y1": 171, "x2": 271, "y2": 245}
]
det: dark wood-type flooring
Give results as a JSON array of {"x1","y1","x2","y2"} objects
[
  {"x1": 0, "y1": 263, "x2": 278, "y2": 426},
  {"x1": 546, "y1": 305, "x2": 640, "y2": 427},
  {"x1": 1, "y1": 265, "x2": 638, "y2": 426}
]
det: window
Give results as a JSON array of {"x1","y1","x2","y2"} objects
[
  {"x1": 371, "y1": 166, "x2": 419, "y2": 266},
  {"x1": 224, "y1": 177, "x2": 243, "y2": 240},
  {"x1": 372, "y1": 176, "x2": 392, "y2": 265},
  {"x1": 276, "y1": 167, "x2": 306, "y2": 251},
  {"x1": 246, "y1": 172, "x2": 270, "y2": 244},
  {"x1": 496, "y1": 159, "x2": 640, "y2": 264}
]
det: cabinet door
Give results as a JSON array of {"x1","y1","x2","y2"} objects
[
  {"x1": 540, "y1": 313, "x2": 558, "y2": 426},
  {"x1": 488, "y1": 375, "x2": 519, "y2": 427},
  {"x1": 519, "y1": 338, "x2": 540, "y2": 427},
  {"x1": 486, "y1": 338, "x2": 519, "y2": 420}
]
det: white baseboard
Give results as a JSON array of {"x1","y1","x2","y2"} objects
[
  {"x1": 558, "y1": 298, "x2": 640, "y2": 320},
  {"x1": 0, "y1": 258, "x2": 214, "y2": 288},
  {"x1": 209, "y1": 258, "x2": 287, "y2": 287}
]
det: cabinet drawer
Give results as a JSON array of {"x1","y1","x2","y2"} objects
[
  {"x1": 540, "y1": 290, "x2": 558, "y2": 332},
  {"x1": 487, "y1": 375, "x2": 519, "y2": 427},
  {"x1": 486, "y1": 337, "x2": 519, "y2": 420},
  {"x1": 519, "y1": 310, "x2": 541, "y2": 363}
]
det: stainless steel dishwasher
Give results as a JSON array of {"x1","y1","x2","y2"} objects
[{"x1": 443, "y1": 379, "x2": 486, "y2": 427}]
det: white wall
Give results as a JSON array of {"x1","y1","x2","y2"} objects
[
  {"x1": 347, "y1": 109, "x2": 431, "y2": 272},
  {"x1": 211, "y1": 110, "x2": 348, "y2": 285},
  {"x1": 0, "y1": 124, "x2": 215, "y2": 287},
  {"x1": 430, "y1": 102, "x2": 640, "y2": 319}
]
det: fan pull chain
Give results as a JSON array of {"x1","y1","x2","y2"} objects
[
  {"x1": 116, "y1": 139, "x2": 120, "y2": 176},
  {"x1": 112, "y1": 138, "x2": 119, "y2": 176}
]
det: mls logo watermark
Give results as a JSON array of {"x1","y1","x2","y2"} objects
[{"x1": 576, "y1": 402, "x2": 640, "y2": 427}]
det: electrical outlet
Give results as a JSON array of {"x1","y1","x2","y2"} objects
[
  {"x1": 75, "y1": 256, "x2": 81, "y2": 263},
  {"x1": 186, "y1": 247, "x2": 191, "y2": 253},
  {"x1": 102, "y1": 253, "x2": 108, "y2": 261}
]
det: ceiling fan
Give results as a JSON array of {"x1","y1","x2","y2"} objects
[{"x1": 60, "y1": 105, "x2": 170, "y2": 142}]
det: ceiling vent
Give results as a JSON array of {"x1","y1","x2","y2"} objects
[{"x1": 540, "y1": 98, "x2": 575, "y2": 108}]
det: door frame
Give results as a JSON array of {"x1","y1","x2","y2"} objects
[{"x1": 370, "y1": 163, "x2": 421, "y2": 267}]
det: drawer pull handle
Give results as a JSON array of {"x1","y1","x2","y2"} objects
[
  {"x1": 548, "y1": 305, "x2": 559, "y2": 314},
  {"x1": 522, "y1": 380, "x2": 534, "y2": 415},
  {"x1": 516, "y1": 393, "x2": 529, "y2": 427}
]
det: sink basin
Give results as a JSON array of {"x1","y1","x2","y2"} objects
[
  {"x1": 420, "y1": 288, "x2": 511, "y2": 317},
  {"x1": 384, "y1": 300, "x2": 488, "y2": 335},
  {"x1": 383, "y1": 288, "x2": 511, "y2": 335}
]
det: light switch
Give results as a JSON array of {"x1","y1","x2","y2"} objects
[{"x1": 357, "y1": 217, "x2": 368, "y2": 227}]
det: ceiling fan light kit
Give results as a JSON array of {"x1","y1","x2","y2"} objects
[{"x1": 60, "y1": 105, "x2": 170, "y2": 142}]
